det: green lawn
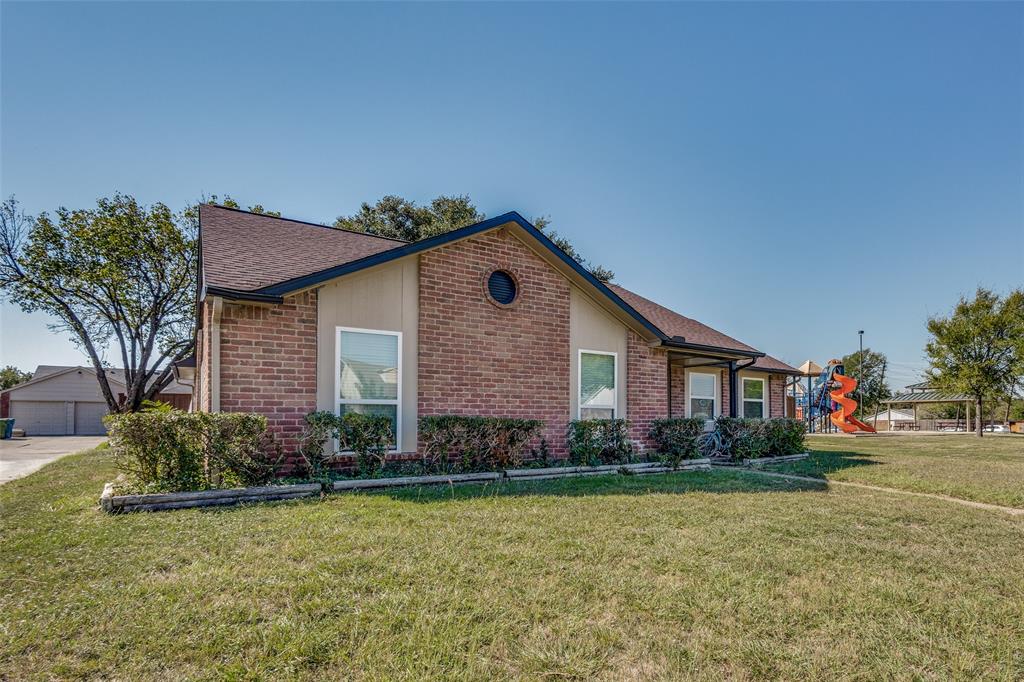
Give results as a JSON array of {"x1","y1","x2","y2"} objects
[
  {"x1": 765, "y1": 434, "x2": 1024, "y2": 508},
  {"x1": 2, "y1": 448, "x2": 1023, "y2": 680}
]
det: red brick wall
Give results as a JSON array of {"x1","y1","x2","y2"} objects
[
  {"x1": 720, "y1": 368, "x2": 731, "y2": 417},
  {"x1": 626, "y1": 331, "x2": 668, "y2": 451},
  {"x1": 217, "y1": 291, "x2": 318, "y2": 454},
  {"x1": 418, "y1": 229, "x2": 571, "y2": 457},
  {"x1": 769, "y1": 374, "x2": 786, "y2": 418},
  {"x1": 669, "y1": 364, "x2": 686, "y2": 417},
  {"x1": 0, "y1": 391, "x2": 9, "y2": 418}
]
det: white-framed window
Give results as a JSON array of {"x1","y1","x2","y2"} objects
[
  {"x1": 742, "y1": 377, "x2": 765, "y2": 419},
  {"x1": 688, "y1": 371, "x2": 717, "y2": 420},
  {"x1": 336, "y1": 326, "x2": 401, "y2": 451},
  {"x1": 578, "y1": 349, "x2": 617, "y2": 419}
]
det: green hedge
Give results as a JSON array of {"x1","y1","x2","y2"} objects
[
  {"x1": 295, "y1": 411, "x2": 393, "y2": 479},
  {"x1": 567, "y1": 419, "x2": 633, "y2": 466},
  {"x1": 707, "y1": 417, "x2": 806, "y2": 461},
  {"x1": 419, "y1": 415, "x2": 544, "y2": 473},
  {"x1": 648, "y1": 418, "x2": 706, "y2": 467},
  {"x1": 105, "y1": 411, "x2": 280, "y2": 493}
]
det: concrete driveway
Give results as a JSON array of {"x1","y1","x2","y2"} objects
[{"x1": 0, "y1": 436, "x2": 107, "y2": 484}]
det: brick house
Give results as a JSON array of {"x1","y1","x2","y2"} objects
[{"x1": 178, "y1": 205, "x2": 800, "y2": 459}]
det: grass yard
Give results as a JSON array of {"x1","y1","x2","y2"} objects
[
  {"x1": 2, "y1": 447, "x2": 1023, "y2": 680},
  {"x1": 766, "y1": 434, "x2": 1024, "y2": 508}
]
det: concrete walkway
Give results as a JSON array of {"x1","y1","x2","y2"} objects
[
  {"x1": 0, "y1": 436, "x2": 107, "y2": 484},
  {"x1": 733, "y1": 467, "x2": 1024, "y2": 517}
]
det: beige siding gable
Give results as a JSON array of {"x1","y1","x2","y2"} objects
[
  {"x1": 315, "y1": 256, "x2": 419, "y2": 453},
  {"x1": 569, "y1": 286, "x2": 629, "y2": 420}
]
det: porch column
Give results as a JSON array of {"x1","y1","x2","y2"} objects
[
  {"x1": 728, "y1": 361, "x2": 738, "y2": 417},
  {"x1": 667, "y1": 360, "x2": 673, "y2": 419}
]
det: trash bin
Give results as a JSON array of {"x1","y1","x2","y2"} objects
[
  {"x1": 0, "y1": 419, "x2": 11, "y2": 440},
  {"x1": 5, "y1": 419, "x2": 13, "y2": 439}
]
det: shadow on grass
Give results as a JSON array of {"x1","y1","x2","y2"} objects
[
  {"x1": 358, "y1": 468, "x2": 829, "y2": 504},
  {"x1": 760, "y1": 449, "x2": 880, "y2": 479},
  {"x1": 178, "y1": 470, "x2": 831, "y2": 514}
]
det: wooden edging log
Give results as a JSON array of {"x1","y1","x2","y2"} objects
[
  {"x1": 504, "y1": 461, "x2": 662, "y2": 478},
  {"x1": 331, "y1": 472, "x2": 502, "y2": 491},
  {"x1": 99, "y1": 458, "x2": 718, "y2": 513},
  {"x1": 102, "y1": 482, "x2": 321, "y2": 513},
  {"x1": 742, "y1": 453, "x2": 810, "y2": 467}
]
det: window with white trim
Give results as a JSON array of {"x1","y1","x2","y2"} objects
[
  {"x1": 742, "y1": 377, "x2": 765, "y2": 419},
  {"x1": 579, "y1": 350, "x2": 617, "y2": 419},
  {"x1": 336, "y1": 327, "x2": 401, "y2": 450},
  {"x1": 688, "y1": 372, "x2": 717, "y2": 420}
]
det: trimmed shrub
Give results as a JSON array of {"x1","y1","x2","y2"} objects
[
  {"x1": 340, "y1": 412, "x2": 392, "y2": 476},
  {"x1": 294, "y1": 410, "x2": 393, "y2": 478},
  {"x1": 295, "y1": 411, "x2": 341, "y2": 480},
  {"x1": 567, "y1": 419, "x2": 633, "y2": 466},
  {"x1": 419, "y1": 416, "x2": 543, "y2": 473},
  {"x1": 649, "y1": 418, "x2": 705, "y2": 468},
  {"x1": 105, "y1": 411, "x2": 280, "y2": 493},
  {"x1": 709, "y1": 417, "x2": 766, "y2": 461},
  {"x1": 705, "y1": 417, "x2": 806, "y2": 461},
  {"x1": 764, "y1": 418, "x2": 807, "y2": 456}
]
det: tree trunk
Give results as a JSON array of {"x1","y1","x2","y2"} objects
[{"x1": 975, "y1": 397, "x2": 984, "y2": 437}]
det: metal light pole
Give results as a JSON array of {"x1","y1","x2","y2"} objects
[{"x1": 858, "y1": 330, "x2": 865, "y2": 419}]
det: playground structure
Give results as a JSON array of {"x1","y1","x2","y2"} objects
[{"x1": 797, "y1": 359, "x2": 876, "y2": 434}]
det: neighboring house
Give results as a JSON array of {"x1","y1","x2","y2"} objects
[
  {"x1": 0, "y1": 366, "x2": 191, "y2": 436},
  {"x1": 179, "y1": 205, "x2": 800, "y2": 458}
]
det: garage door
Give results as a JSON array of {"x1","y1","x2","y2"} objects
[
  {"x1": 10, "y1": 401, "x2": 68, "y2": 436},
  {"x1": 74, "y1": 402, "x2": 109, "y2": 435}
]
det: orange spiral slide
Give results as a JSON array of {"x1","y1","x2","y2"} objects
[{"x1": 828, "y1": 371, "x2": 877, "y2": 433}]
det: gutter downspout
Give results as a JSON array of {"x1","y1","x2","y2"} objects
[
  {"x1": 211, "y1": 297, "x2": 223, "y2": 413},
  {"x1": 729, "y1": 358, "x2": 758, "y2": 417}
]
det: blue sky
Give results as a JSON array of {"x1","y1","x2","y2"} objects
[{"x1": 2, "y1": 1, "x2": 1021, "y2": 389}]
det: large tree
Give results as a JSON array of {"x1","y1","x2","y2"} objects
[
  {"x1": 0, "y1": 365, "x2": 32, "y2": 390},
  {"x1": 840, "y1": 348, "x2": 892, "y2": 419},
  {"x1": 335, "y1": 194, "x2": 615, "y2": 282},
  {"x1": 0, "y1": 195, "x2": 197, "y2": 412},
  {"x1": 925, "y1": 288, "x2": 1024, "y2": 436},
  {"x1": 210, "y1": 195, "x2": 280, "y2": 218}
]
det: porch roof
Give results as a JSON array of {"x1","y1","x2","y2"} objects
[{"x1": 885, "y1": 390, "x2": 972, "y2": 403}]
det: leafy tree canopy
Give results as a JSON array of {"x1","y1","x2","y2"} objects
[
  {"x1": 335, "y1": 194, "x2": 615, "y2": 282},
  {"x1": 0, "y1": 195, "x2": 197, "y2": 412},
  {"x1": 925, "y1": 287, "x2": 1024, "y2": 436},
  {"x1": 840, "y1": 348, "x2": 892, "y2": 419},
  {"x1": 211, "y1": 195, "x2": 280, "y2": 217},
  {"x1": 0, "y1": 365, "x2": 32, "y2": 390}
]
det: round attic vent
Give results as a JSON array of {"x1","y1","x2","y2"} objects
[{"x1": 486, "y1": 269, "x2": 518, "y2": 306}]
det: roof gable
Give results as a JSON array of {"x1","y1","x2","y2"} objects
[
  {"x1": 203, "y1": 210, "x2": 668, "y2": 341},
  {"x1": 198, "y1": 207, "x2": 792, "y2": 361}
]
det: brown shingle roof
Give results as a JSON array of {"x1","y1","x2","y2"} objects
[
  {"x1": 608, "y1": 284, "x2": 760, "y2": 354},
  {"x1": 751, "y1": 355, "x2": 800, "y2": 374},
  {"x1": 200, "y1": 204, "x2": 405, "y2": 291}
]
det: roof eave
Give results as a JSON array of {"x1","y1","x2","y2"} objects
[
  {"x1": 661, "y1": 338, "x2": 764, "y2": 360},
  {"x1": 757, "y1": 367, "x2": 804, "y2": 376},
  {"x1": 204, "y1": 285, "x2": 285, "y2": 305}
]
